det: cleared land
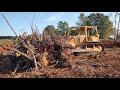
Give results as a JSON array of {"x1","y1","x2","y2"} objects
[{"x1": 0, "y1": 39, "x2": 119, "y2": 78}]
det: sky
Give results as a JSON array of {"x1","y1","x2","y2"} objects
[{"x1": 0, "y1": 12, "x2": 115, "y2": 36}]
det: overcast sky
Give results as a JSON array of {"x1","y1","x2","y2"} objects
[{"x1": 0, "y1": 12, "x2": 115, "y2": 36}]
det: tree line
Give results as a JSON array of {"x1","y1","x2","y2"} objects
[
  {"x1": 44, "y1": 13, "x2": 114, "y2": 39},
  {"x1": 0, "y1": 36, "x2": 16, "y2": 39}
]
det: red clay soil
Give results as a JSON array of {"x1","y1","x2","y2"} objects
[
  {"x1": 0, "y1": 47, "x2": 120, "y2": 78},
  {"x1": 0, "y1": 43, "x2": 14, "y2": 55}
]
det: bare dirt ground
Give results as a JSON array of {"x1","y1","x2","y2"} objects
[
  {"x1": 0, "y1": 41, "x2": 120, "y2": 78},
  {"x1": 0, "y1": 39, "x2": 119, "y2": 78}
]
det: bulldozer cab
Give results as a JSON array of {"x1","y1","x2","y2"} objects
[
  {"x1": 65, "y1": 26, "x2": 79, "y2": 36},
  {"x1": 65, "y1": 26, "x2": 100, "y2": 42},
  {"x1": 79, "y1": 26, "x2": 100, "y2": 42}
]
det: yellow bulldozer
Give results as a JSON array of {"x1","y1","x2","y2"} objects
[{"x1": 60, "y1": 26, "x2": 104, "y2": 54}]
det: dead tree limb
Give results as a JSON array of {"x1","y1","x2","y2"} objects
[
  {"x1": 1, "y1": 13, "x2": 18, "y2": 36},
  {"x1": 13, "y1": 48, "x2": 40, "y2": 67},
  {"x1": 1, "y1": 13, "x2": 38, "y2": 70},
  {"x1": 32, "y1": 54, "x2": 38, "y2": 70},
  {"x1": 1, "y1": 13, "x2": 35, "y2": 54},
  {"x1": 13, "y1": 48, "x2": 32, "y2": 60},
  {"x1": 12, "y1": 62, "x2": 19, "y2": 74},
  {"x1": 30, "y1": 22, "x2": 35, "y2": 33}
]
